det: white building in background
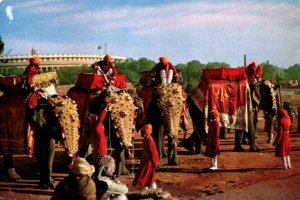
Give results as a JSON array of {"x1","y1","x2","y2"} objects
[{"x1": 0, "y1": 48, "x2": 126, "y2": 73}]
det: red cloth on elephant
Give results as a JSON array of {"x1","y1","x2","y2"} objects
[
  {"x1": 0, "y1": 92, "x2": 29, "y2": 155},
  {"x1": 274, "y1": 109, "x2": 291, "y2": 158},
  {"x1": 90, "y1": 109, "x2": 108, "y2": 158},
  {"x1": 191, "y1": 78, "x2": 250, "y2": 132},
  {"x1": 137, "y1": 86, "x2": 155, "y2": 129},
  {"x1": 205, "y1": 118, "x2": 220, "y2": 157},
  {"x1": 132, "y1": 133, "x2": 159, "y2": 187},
  {"x1": 202, "y1": 67, "x2": 247, "y2": 81},
  {"x1": 75, "y1": 73, "x2": 127, "y2": 90}
]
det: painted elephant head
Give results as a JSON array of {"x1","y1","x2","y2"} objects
[
  {"x1": 252, "y1": 80, "x2": 280, "y2": 117},
  {"x1": 156, "y1": 83, "x2": 185, "y2": 137},
  {"x1": 104, "y1": 90, "x2": 137, "y2": 147}
]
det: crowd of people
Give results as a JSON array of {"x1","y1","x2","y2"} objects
[{"x1": 0, "y1": 54, "x2": 294, "y2": 199}]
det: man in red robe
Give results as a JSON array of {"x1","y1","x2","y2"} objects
[
  {"x1": 149, "y1": 57, "x2": 179, "y2": 85},
  {"x1": 91, "y1": 54, "x2": 118, "y2": 84},
  {"x1": 88, "y1": 107, "x2": 108, "y2": 162},
  {"x1": 205, "y1": 110, "x2": 221, "y2": 170},
  {"x1": 132, "y1": 124, "x2": 159, "y2": 190},
  {"x1": 273, "y1": 109, "x2": 292, "y2": 170}
]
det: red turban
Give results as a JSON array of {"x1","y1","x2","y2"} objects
[
  {"x1": 141, "y1": 124, "x2": 152, "y2": 135},
  {"x1": 104, "y1": 55, "x2": 113, "y2": 63},
  {"x1": 210, "y1": 110, "x2": 219, "y2": 119},
  {"x1": 29, "y1": 55, "x2": 40, "y2": 65},
  {"x1": 159, "y1": 57, "x2": 168, "y2": 64}
]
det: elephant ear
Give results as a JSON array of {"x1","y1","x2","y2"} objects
[
  {"x1": 156, "y1": 83, "x2": 185, "y2": 137},
  {"x1": 252, "y1": 84, "x2": 261, "y2": 106},
  {"x1": 105, "y1": 91, "x2": 136, "y2": 147},
  {"x1": 49, "y1": 96, "x2": 80, "y2": 156}
]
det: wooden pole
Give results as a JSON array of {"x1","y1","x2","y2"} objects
[{"x1": 297, "y1": 107, "x2": 300, "y2": 132}]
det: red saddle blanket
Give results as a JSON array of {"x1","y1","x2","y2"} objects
[
  {"x1": 75, "y1": 73, "x2": 127, "y2": 90},
  {"x1": 191, "y1": 78, "x2": 251, "y2": 132},
  {"x1": 202, "y1": 67, "x2": 247, "y2": 81}
]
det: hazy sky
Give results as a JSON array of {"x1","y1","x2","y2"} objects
[{"x1": 0, "y1": 0, "x2": 299, "y2": 68}]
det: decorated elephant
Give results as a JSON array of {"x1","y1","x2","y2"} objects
[
  {"x1": 250, "y1": 79, "x2": 280, "y2": 143},
  {"x1": 138, "y1": 83, "x2": 185, "y2": 166},
  {"x1": 184, "y1": 68, "x2": 279, "y2": 153},
  {"x1": 67, "y1": 73, "x2": 137, "y2": 176},
  {"x1": 183, "y1": 67, "x2": 259, "y2": 153},
  {"x1": 0, "y1": 71, "x2": 80, "y2": 188}
]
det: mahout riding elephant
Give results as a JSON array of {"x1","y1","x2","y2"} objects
[
  {"x1": 138, "y1": 83, "x2": 185, "y2": 166},
  {"x1": 0, "y1": 72, "x2": 80, "y2": 188},
  {"x1": 67, "y1": 73, "x2": 137, "y2": 176}
]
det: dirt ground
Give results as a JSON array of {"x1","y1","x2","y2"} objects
[{"x1": 0, "y1": 86, "x2": 300, "y2": 200}]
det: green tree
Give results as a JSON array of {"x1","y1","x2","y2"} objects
[
  {"x1": 285, "y1": 64, "x2": 300, "y2": 82},
  {"x1": 137, "y1": 57, "x2": 155, "y2": 71},
  {"x1": 261, "y1": 62, "x2": 279, "y2": 81},
  {"x1": 206, "y1": 62, "x2": 230, "y2": 68}
]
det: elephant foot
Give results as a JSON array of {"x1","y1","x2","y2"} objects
[
  {"x1": 249, "y1": 145, "x2": 260, "y2": 152},
  {"x1": 6, "y1": 168, "x2": 21, "y2": 181},
  {"x1": 194, "y1": 149, "x2": 202, "y2": 154},
  {"x1": 168, "y1": 161, "x2": 179, "y2": 166},
  {"x1": 242, "y1": 140, "x2": 248, "y2": 145},
  {"x1": 180, "y1": 142, "x2": 194, "y2": 153},
  {"x1": 267, "y1": 134, "x2": 274, "y2": 144},
  {"x1": 158, "y1": 162, "x2": 164, "y2": 168},
  {"x1": 233, "y1": 146, "x2": 245, "y2": 152},
  {"x1": 38, "y1": 177, "x2": 55, "y2": 189},
  {"x1": 38, "y1": 182, "x2": 55, "y2": 189}
]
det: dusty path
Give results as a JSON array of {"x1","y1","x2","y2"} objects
[{"x1": 1, "y1": 124, "x2": 299, "y2": 200}]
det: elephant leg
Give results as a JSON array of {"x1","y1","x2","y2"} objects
[
  {"x1": 180, "y1": 131, "x2": 195, "y2": 153},
  {"x1": 167, "y1": 136, "x2": 178, "y2": 166},
  {"x1": 153, "y1": 124, "x2": 165, "y2": 167},
  {"x1": 234, "y1": 130, "x2": 245, "y2": 152},
  {"x1": 220, "y1": 127, "x2": 226, "y2": 139},
  {"x1": 159, "y1": 124, "x2": 167, "y2": 158},
  {"x1": 248, "y1": 117, "x2": 259, "y2": 152},
  {"x1": 194, "y1": 131, "x2": 203, "y2": 154},
  {"x1": 266, "y1": 118, "x2": 274, "y2": 144},
  {"x1": 35, "y1": 136, "x2": 55, "y2": 189},
  {"x1": 114, "y1": 146, "x2": 130, "y2": 176},
  {"x1": 3, "y1": 154, "x2": 21, "y2": 181}
]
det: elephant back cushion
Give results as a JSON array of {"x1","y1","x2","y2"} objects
[
  {"x1": 75, "y1": 73, "x2": 127, "y2": 91},
  {"x1": 202, "y1": 67, "x2": 247, "y2": 81}
]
